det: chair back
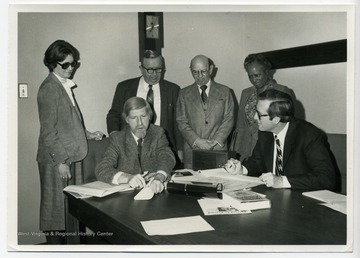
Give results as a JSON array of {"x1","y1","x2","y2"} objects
[{"x1": 82, "y1": 138, "x2": 110, "y2": 183}]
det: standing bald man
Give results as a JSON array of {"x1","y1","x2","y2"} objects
[{"x1": 176, "y1": 55, "x2": 235, "y2": 169}]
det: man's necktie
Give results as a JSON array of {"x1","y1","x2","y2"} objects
[
  {"x1": 146, "y1": 85, "x2": 154, "y2": 107},
  {"x1": 146, "y1": 85, "x2": 156, "y2": 123},
  {"x1": 274, "y1": 135, "x2": 283, "y2": 176},
  {"x1": 137, "y1": 138, "x2": 143, "y2": 168},
  {"x1": 200, "y1": 85, "x2": 208, "y2": 104}
]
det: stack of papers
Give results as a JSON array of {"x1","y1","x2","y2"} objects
[
  {"x1": 302, "y1": 190, "x2": 346, "y2": 214},
  {"x1": 63, "y1": 181, "x2": 133, "y2": 199}
]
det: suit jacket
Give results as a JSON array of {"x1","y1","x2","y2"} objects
[
  {"x1": 106, "y1": 77, "x2": 182, "y2": 152},
  {"x1": 36, "y1": 72, "x2": 88, "y2": 230},
  {"x1": 231, "y1": 82, "x2": 296, "y2": 161},
  {"x1": 37, "y1": 72, "x2": 88, "y2": 165},
  {"x1": 243, "y1": 118, "x2": 336, "y2": 191},
  {"x1": 176, "y1": 81, "x2": 235, "y2": 168},
  {"x1": 95, "y1": 124, "x2": 176, "y2": 184}
]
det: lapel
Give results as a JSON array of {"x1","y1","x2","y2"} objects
[
  {"x1": 50, "y1": 73, "x2": 82, "y2": 121},
  {"x1": 124, "y1": 125, "x2": 139, "y2": 158},
  {"x1": 159, "y1": 81, "x2": 167, "y2": 126},
  {"x1": 283, "y1": 120, "x2": 296, "y2": 168},
  {"x1": 206, "y1": 81, "x2": 220, "y2": 116},
  {"x1": 187, "y1": 84, "x2": 205, "y2": 114},
  {"x1": 262, "y1": 132, "x2": 275, "y2": 170}
]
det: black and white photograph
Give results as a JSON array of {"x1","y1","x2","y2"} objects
[{"x1": 3, "y1": 1, "x2": 359, "y2": 257}]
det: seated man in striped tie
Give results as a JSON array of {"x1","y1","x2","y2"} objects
[
  {"x1": 96, "y1": 97, "x2": 176, "y2": 194},
  {"x1": 224, "y1": 89, "x2": 336, "y2": 191}
]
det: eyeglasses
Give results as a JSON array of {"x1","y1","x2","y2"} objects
[
  {"x1": 255, "y1": 110, "x2": 269, "y2": 119},
  {"x1": 191, "y1": 70, "x2": 209, "y2": 76},
  {"x1": 141, "y1": 66, "x2": 163, "y2": 74},
  {"x1": 56, "y1": 61, "x2": 78, "y2": 70}
]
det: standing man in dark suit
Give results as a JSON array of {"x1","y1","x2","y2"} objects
[
  {"x1": 225, "y1": 89, "x2": 336, "y2": 191},
  {"x1": 231, "y1": 53, "x2": 297, "y2": 162},
  {"x1": 97, "y1": 97, "x2": 175, "y2": 194},
  {"x1": 106, "y1": 50, "x2": 182, "y2": 164},
  {"x1": 176, "y1": 55, "x2": 235, "y2": 169}
]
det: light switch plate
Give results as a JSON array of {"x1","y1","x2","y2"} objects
[{"x1": 19, "y1": 83, "x2": 28, "y2": 98}]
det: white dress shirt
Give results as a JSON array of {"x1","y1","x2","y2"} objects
[
  {"x1": 137, "y1": 77, "x2": 161, "y2": 126},
  {"x1": 53, "y1": 72, "x2": 76, "y2": 106}
]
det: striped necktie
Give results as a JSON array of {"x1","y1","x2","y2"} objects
[
  {"x1": 146, "y1": 85, "x2": 156, "y2": 123},
  {"x1": 274, "y1": 135, "x2": 283, "y2": 176}
]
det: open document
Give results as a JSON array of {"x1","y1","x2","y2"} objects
[{"x1": 63, "y1": 181, "x2": 133, "y2": 198}]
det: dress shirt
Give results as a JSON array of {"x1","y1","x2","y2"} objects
[
  {"x1": 242, "y1": 122, "x2": 291, "y2": 188},
  {"x1": 53, "y1": 72, "x2": 76, "y2": 106},
  {"x1": 137, "y1": 77, "x2": 161, "y2": 126},
  {"x1": 197, "y1": 81, "x2": 211, "y2": 97}
]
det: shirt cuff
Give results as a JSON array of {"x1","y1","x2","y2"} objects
[
  {"x1": 112, "y1": 171, "x2": 124, "y2": 185},
  {"x1": 281, "y1": 176, "x2": 291, "y2": 188},
  {"x1": 242, "y1": 166, "x2": 248, "y2": 175}
]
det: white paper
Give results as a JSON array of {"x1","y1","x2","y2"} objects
[
  {"x1": 134, "y1": 187, "x2": 154, "y2": 200},
  {"x1": 141, "y1": 215, "x2": 214, "y2": 236},
  {"x1": 320, "y1": 201, "x2": 347, "y2": 214},
  {"x1": 63, "y1": 181, "x2": 133, "y2": 198}
]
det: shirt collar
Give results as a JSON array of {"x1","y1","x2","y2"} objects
[
  {"x1": 274, "y1": 122, "x2": 290, "y2": 143},
  {"x1": 139, "y1": 76, "x2": 159, "y2": 90},
  {"x1": 53, "y1": 72, "x2": 76, "y2": 89}
]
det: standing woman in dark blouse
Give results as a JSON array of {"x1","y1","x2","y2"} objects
[{"x1": 36, "y1": 40, "x2": 104, "y2": 244}]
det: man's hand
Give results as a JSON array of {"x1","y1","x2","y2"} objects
[
  {"x1": 124, "y1": 174, "x2": 146, "y2": 189},
  {"x1": 86, "y1": 130, "x2": 105, "y2": 140},
  {"x1": 259, "y1": 172, "x2": 283, "y2": 188},
  {"x1": 224, "y1": 158, "x2": 243, "y2": 175},
  {"x1": 148, "y1": 179, "x2": 165, "y2": 194},
  {"x1": 194, "y1": 138, "x2": 214, "y2": 150}
]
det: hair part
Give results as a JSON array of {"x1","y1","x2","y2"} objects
[
  {"x1": 43, "y1": 40, "x2": 80, "y2": 72},
  {"x1": 258, "y1": 89, "x2": 294, "y2": 122},
  {"x1": 122, "y1": 97, "x2": 153, "y2": 121},
  {"x1": 141, "y1": 50, "x2": 164, "y2": 66},
  {"x1": 243, "y1": 53, "x2": 272, "y2": 71}
]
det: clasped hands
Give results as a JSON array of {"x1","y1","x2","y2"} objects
[
  {"x1": 194, "y1": 138, "x2": 218, "y2": 150},
  {"x1": 224, "y1": 158, "x2": 283, "y2": 188},
  {"x1": 125, "y1": 171, "x2": 166, "y2": 194}
]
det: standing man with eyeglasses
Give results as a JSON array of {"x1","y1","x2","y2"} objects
[
  {"x1": 106, "y1": 50, "x2": 182, "y2": 166},
  {"x1": 225, "y1": 89, "x2": 336, "y2": 191},
  {"x1": 176, "y1": 55, "x2": 235, "y2": 169}
]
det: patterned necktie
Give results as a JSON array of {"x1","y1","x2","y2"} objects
[
  {"x1": 146, "y1": 85, "x2": 154, "y2": 106},
  {"x1": 200, "y1": 85, "x2": 208, "y2": 104},
  {"x1": 146, "y1": 85, "x2": 156, "y2": 123},
  {"x1": 274, "y1": 135, "x2": 283, "y2": 176},
  {"x1": 137, "y1": 138, "x2": 143, "y2": 168}
]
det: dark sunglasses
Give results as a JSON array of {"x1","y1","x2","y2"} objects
[{"x1": 56, "y1": 61, "x2": 78, "y2": 70}]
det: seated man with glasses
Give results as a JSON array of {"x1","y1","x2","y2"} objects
[
  {"x1": 176, "y1": 54, "x2": 235, "y2": 169},
  {"x1": 106, "y1": 50, "x2": 182, "y2": 167},
  {"x1": 224, "y1": 89, "x2": 336, "y2": 191}
]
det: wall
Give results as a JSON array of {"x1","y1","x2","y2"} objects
[{"x1": 15, "y1": 11, "x2": 347, "y2": 244}]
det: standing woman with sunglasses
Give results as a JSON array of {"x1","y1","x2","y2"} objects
[{"x1": 36, "y1": 40, "x2": 104, "y2": 244}]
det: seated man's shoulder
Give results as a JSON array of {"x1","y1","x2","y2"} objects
[{"x1": 293, "y1": 119, "x2": 325, "y2": 137}]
